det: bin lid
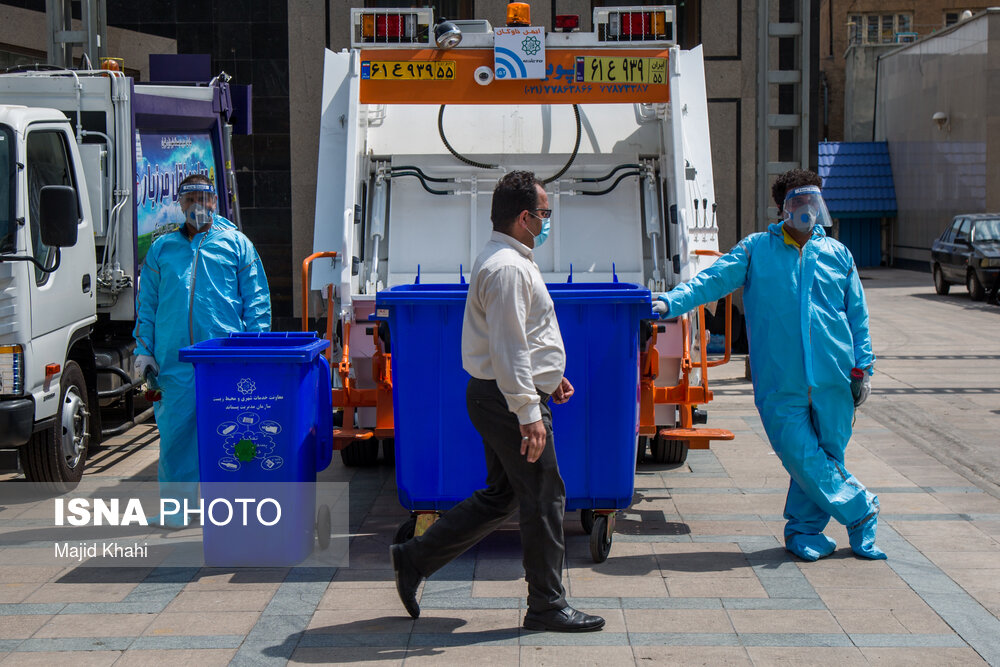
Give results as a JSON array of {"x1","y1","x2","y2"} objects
[
  {"x1": 376, "y1": 282, "x2": 651, "y2": 306},
  {"x1": 178, "y1": 332, "x2": 330, "y2": 364}
]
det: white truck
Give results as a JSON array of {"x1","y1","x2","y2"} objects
[
  {"x1": 307, "y1": 4, "x2": 736, "y2": 467},
  {"x1": 0, "y1": 63, "x2": 248, "y2": 485}
]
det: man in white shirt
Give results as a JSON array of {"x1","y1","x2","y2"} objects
[{"x1": 390, "y1": 171, "x2": 605, "y2": 633}]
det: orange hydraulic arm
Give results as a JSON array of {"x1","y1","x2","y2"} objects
[
  {"x1": 301, "y1": 252, "x2": 394, "y2": 449},
  {"x1": 639, "y1": 249, "x2": 735, "y2": 449}
]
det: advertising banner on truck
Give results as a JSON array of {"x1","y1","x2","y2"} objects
[{"x1": 134, "y1": 131, "x2": 217, "y2": 263}]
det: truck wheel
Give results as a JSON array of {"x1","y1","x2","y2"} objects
[
  {"x1": 23, "y1": 360, "x2": 90, "y2": 489},
  {"x1": 933, "y1": 265, "x2": 950, "y2": 295},
  {"x1": 340, "y1": 439, "x2": 379, "y2": 467},
  {"x1": 650, "y1": 435, "x2": 688, "y2": 465},
  {"x1": 381, "y1": 438, "x2": 395, "y2": 466},
  {"x1": 968, "y1": 270, "x2": 986, "y2": 301}
]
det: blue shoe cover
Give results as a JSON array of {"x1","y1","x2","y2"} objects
[
  {"x1": 848, "y1": 509, "x2": 887, "y2": 560},
  {"x1": 786, "y1": 533, "x2": 837, "y2": 561}
]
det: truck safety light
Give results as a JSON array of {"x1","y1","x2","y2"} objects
[
  {"x1": 506, "y1": 2, "x2": 531, "y2": 27},
  {"x1": 554, "y1": 14, "x2": 580, "y2": 32},
  {"x1": 596, "y1": 6, "x2": 674, "y2": 42},
  {"x1": 360, "y1": 11, "x2": 419, "y2": 43},
  {"x1": 0, "y1": 345, "x2": 24, "y2": 397}
]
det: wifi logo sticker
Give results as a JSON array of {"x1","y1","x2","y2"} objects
[{"x1": 493, "y1": 26, "x2": 546, "y2": 80}]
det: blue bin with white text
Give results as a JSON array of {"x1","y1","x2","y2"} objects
[{"x1": 179, "y1": 332, "x2": 332, "y2": 566}]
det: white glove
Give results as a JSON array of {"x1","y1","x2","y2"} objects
[
  {"x1": 854, "y1": 374, "x2": 871, "y2": 408},
  {"x1": 135, "y1": 354, "x2": 159, "y2": 378},
  {"x1": 652, "y1": 299, "x2": 669, "y2": 316}
]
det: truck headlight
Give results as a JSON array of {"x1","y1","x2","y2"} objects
[
  {"x1": 980, "y1": 258, "x2": 1000, "y2": 268},
  {"x1": 0, "y1": 345, "x2": 25, "y2": 397}
]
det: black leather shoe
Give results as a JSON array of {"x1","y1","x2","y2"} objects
[
  {"x1": 523, "y1": 606, "x2": 605, "y2": 632},
  {"x1": 389, "y1": 544, "x2": 422, "y2": 618}
]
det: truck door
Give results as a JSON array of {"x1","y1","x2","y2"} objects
[{"x1": 25, "y1": 125, "x2": 94, "y2": 340}]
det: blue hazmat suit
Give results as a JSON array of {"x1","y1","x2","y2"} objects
[
  {"x1": 660, "y1": 222, "x2": 884, "y2": 560},
  {"x1": 134, "y1": 216, "x2": 271, "y2": 520}
]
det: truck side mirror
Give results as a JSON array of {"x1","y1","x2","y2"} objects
[{"x1": 39, "y1": 185, "x2": 79, "y2": 248}]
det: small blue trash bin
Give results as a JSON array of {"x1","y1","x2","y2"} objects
[
  {"x1": 375, "y1": 282, "x2": 650, "y2": 513},
  {"x1": 179, "y1": 332, "x2": 332, "y2": 566}
]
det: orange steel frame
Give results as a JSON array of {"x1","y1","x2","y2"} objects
[
  {"x1": 639, "y1": 249, "x2": 735, "y2": 449},
  {"x1": 301, "y1": 252, "x2": 394, "y2": 450}
]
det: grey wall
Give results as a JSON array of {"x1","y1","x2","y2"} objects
[
  {"x1": 843, "y1": 43, "x2": 896, "y2": 142},
  {"x1": 876, "y1": 12, "x2": 995, "y2": 268}
]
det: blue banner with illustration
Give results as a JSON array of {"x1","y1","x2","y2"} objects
[{"x1": 134, "y1": 132, "x2": 218, "y2": 263}]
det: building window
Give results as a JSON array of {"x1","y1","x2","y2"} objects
[
  {"x1": 944, "y1": 10, "x2": 975, "y2": 27},
  {"x1": 848, "y1": 13, "x2": 914, "y2": 45}
]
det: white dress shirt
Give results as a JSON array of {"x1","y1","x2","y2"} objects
[{"x1": 462, "y1": 231, "x2": 566, "y2": 424}]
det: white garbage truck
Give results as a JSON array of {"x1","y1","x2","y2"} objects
[
  {"x1": 306, "y1": 4, "x2": 736, "y2": 468},
  {"x1": 0, "y1": 62, "x2": 249, "y2": 484}
]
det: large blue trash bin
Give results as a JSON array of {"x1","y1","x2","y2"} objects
[
  {"x1": 375, "y1": 282, "x2": 651, "y2": 513},
  {"x1": 179, "y1": 332, "x2": 332, "y2": 566}
]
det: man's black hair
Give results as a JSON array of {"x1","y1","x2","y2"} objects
[
  {"x1": 772, "y1": 169, "x2": 822, "y2": 212},
  {"x1": 491, "y1": 170, "x2": 542, "y2": 232}
]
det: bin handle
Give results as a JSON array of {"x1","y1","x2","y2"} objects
[{"x1": 315, "y1": 355, "x2": 334, "y2": 472}]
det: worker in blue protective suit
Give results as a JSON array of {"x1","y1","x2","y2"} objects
[
  {"x1": 653, "y1": 169, "x2": 884, "y2": 561},
  {"x1": 133, "y1": 174, "x2": 271, "y2": 528}
]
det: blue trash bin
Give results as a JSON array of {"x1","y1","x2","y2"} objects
[
  {"x1": 375, "y1": 282, "x2": 650, "y2": 514},
  {"x1": 179, "y1": 332, "x2": 332, "y2": 566}
]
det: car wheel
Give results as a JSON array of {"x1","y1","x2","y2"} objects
[
  {"x1": 22, "y1": 360, "x2": 90, "y2": 490},
  {"x1": 933, "y1": 265, "x2": 950, "y2": 295},
  {"x1": 968, "y1": 270, "x2": 986, "y2": 301}
]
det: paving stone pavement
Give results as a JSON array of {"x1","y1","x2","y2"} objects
[{"x1": 1, "y1": 268, "x2": 998, "y2": 666}]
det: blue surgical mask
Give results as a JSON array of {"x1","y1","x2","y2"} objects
[{"x1": 533, "y1": 217, "x2": 551, "y2": 247}]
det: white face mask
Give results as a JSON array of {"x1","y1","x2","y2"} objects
[
  {"x1": 186, "y1": 203, "x2": 213, "y2": 231},
  {"x1": 785, "y1": 205, "x2": 818, "y2": 232}
]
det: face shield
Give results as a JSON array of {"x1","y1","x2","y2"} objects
[
  {"x1": 178, "y1": 182, "x2": 217, "y2": 231},
  {"x1": 782, "y1": 185, "x2": 832, "y2": 233}
]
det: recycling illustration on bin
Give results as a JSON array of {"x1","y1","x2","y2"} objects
[{"x1": 179, "y1": 332, "x2": 335, "y2": 567}]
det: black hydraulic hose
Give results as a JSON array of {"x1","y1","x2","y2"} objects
[
  {"x1": 389, "y1": 165, "x2": 453, "y2": 183},
  {"x1": 542, "y1": 104, "x2": 582, "y2": 184},
  {"x1": 438, "y1": 105, "x2": 500, "y2": 170},
  {"x1": 577, "y1": 171, "x2": 641, "y2": 196},
  {"x1": 576, "y1": 163, "x2": 642, "y2": 183},
  {"x1": 388, "y1": 171, "x2": 454, "y2": 196}
]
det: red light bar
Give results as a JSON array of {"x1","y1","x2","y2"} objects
[
  {"x1": 377, "y1": 14, "x2": 407, "y2": 38},
  {"x1": 555, "y1": 14, "x2": 579, "y2": 31},
  {"x1": 620, "y1": 12, "x2": 651, "y2": 36}
]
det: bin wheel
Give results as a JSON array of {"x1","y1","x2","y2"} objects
[
  {"x1": 580, "y1": 509, "x2": 595, "y2": 535},
  {"x1": 650, "y1": 435, "x2": 688, "y2": 465},
  {"x1": 393, "y1": 516, "x2": 417, "y2": 545},
  {"x1": 316, "y1": 504, "x2": 331, "y2": 551},
  {"x1": 636, "y1": 436, "x2": 647, "y2": 465},
  {"x1": 340, "y1": 440, "x2": 380, "y2": 467},
  {"x1": 590, "y1": 514, "x2": 614, "y2": 563},
  {"x1": 381, "y1": 438, "x2": 395, "y2": 466}
]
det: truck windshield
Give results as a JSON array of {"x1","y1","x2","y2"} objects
[{"x1": 0, "y1": 125, "x2": 12, "y2": 253}]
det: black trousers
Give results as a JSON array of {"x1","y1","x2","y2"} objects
[{"x1": 399, "y1": 377, "x2": 568, "y2": 612}]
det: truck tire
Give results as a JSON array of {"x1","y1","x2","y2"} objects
[
  {"x1": 649, "y1": 435, "x2": 688, "y2": 465},
  {"x1": 22, "y1": 360, "x2": 90, "y2": 489}
]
